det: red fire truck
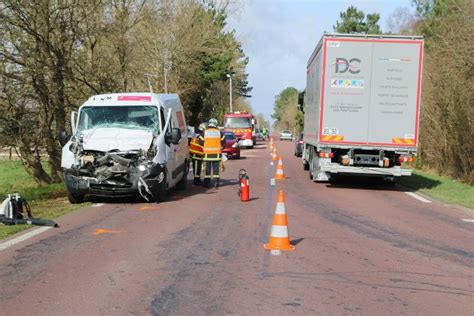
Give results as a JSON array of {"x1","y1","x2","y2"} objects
[{"x1": 223, "y1": 112, "x2": 256, "y2": 148}]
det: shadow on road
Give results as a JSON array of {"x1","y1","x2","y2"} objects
[
  {"x1": 87, "y1": 176, "x2": 237, "y2": 204},
  {"x1": 326, "y1": 172, "x2": 443, "y2": 193},
  {"x1": 401, "y1": 172, "x2": 442, "y2": 191},
  {"x1": 290, "y1": 237, "x2": 304, "y2": 246},
  {"x1": 325, "y1": 175, "x2": 404, "y2": 191}
]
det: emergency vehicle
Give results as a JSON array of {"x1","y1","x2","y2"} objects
[{"x1": 223, "y1": 112, "x2": 256, "y2": 148}]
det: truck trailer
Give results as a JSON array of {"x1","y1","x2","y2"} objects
[{"x1": 300, "y1": 33, "x2": 424, "y2": 182}]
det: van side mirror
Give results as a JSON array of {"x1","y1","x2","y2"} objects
[
  {"x1": 59, "y1": 130, "x2": 69, "y2": 147},
  {"x1": 298, "y1": 91, "x2": 305, "y2": 113},
  {"x1": 169, "y1": 128, "x2": 181, "y2": 145}
]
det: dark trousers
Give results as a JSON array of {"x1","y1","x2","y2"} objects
[
  {"x1": 191, "y1": 157, "x2": 202, "y2": 179},
  {"x1": 205, "y1": 160, "x2": 220, "y2": 180}
]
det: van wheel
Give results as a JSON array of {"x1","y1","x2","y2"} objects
[
  {"x1": 67, "y1": 191, "x2": 84, "y2": 204},
  {"x1": 176, "y1": 161, "x2": 188, "y2": 190},
  {"x1": 154, "y1": 171, "x2": 168, "y2": 202}
]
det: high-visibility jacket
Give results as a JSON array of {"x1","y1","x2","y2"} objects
[
  {"x1": 203, "y1": 128, "x2": 222, "y2": 155},
  {"x1": 189, "y1": 136, "x2": 204, "y2": 158}
]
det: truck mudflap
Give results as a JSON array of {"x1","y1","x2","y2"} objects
[{"x1": 321, "y1": 163, "x2": 412, "y2": 177}]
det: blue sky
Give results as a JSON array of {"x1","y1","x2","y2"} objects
[{"x1": 227, "y1": 0, "x2": 414, "y2": 121}]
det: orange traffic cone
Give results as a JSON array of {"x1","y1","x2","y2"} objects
[
  {"x1": 275, "y1": 156, "x2": 285, "y2": 179},
  {"x1": 264, "y1": 190, "x2": 294, "y2": 251},
  {"x1": 272, "y1": 147, "x2": 278, "y2": 161}
]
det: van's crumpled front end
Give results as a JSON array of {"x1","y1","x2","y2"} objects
[
  {"x1": 63, "y1": 102, "x2": 165, "y2": 202},
  {"x1": 61, "y1": 93, "x2": 188, "y2": 203},
  {"x1": 64, "y1": 147, "x2": 164, "y2": 201}
]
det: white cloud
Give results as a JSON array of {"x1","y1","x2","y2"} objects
[{"x1": 227, "y1": 0, "x2": 413, "y2": 121}]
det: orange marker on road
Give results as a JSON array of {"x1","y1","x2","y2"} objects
[
  {"x1": 92, "y1": 229, "x2": 121, "y2": 235},
  {"x1": 271, "y1": 147, "x2": 278, "y2": 161},
  {"x1": 275, "y1": 156, "x2": 285, "y2": 180},
  {"x1": 264, "y1": 190, "x2": 294, "y2": 251},
  {"x1": 139, "y1": 205, "x2": 156, "y2": 212}
]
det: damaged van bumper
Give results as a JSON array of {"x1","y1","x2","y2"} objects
[{"x1": 64, "y1": 163, "x2": 164, "y2": 200}]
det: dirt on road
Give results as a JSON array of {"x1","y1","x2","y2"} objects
[{"x1": 0, "y1": 141, "x2": 472, "y2": 315}]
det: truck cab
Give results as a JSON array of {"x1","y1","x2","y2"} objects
[
  {"x1": 60, "y1": 93, "x2": 189, "y2": 203},
  {"x1": 223, "y1": 112, "x2": 256, "y2": 148}
]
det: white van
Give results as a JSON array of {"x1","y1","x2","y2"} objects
[{"x1": 59, "y1": 93, "x2": 189, "y2": 203}]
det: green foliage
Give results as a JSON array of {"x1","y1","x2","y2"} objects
[
  {"x1": 333, "y1": 5, "x2": 381, "y2": 34},
  {"x1": 401, "y1": 169, "x2": 474, "y2": 209},
  {"x1": 271, "y1": 87, "x2": 303, "y2": 133},
  {"x1": 0, "y1": 0, "x2": 251, "y2": 184},
  {"x1": 414, "y1": 0, "x2": 473, "y2": 184},
  {"x1": 0, "y1": 160, "x2": 87, "y2": 240},
  {"x1": 0, "y1": 161, "x2": 65, "y2": 201}
]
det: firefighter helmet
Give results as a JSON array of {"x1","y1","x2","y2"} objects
[{"x1": 208, "y1": 118, "x2": 218, "y2": 128}]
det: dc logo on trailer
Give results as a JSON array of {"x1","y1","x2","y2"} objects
[{"x1": 334, "y1": 58, "x2": 361, "y2": 74}]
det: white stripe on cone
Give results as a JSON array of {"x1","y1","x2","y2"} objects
[
  {"x1": 275, "y1": 202, "x2": 286, "y2": 214},
  {"x1": 276, "y1": 169, "x2": 284, "y2": 176},
  {"x1": 270, "y1": 225, "x2": 289, "y2": 238}
]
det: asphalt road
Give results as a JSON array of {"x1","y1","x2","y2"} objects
[{"x1": 0, "y1": 141, "x2": 472, "y2": 315}]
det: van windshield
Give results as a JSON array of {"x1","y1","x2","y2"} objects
[{"x1": 77, "y1": 106, "x2": 160, "y2": 134}]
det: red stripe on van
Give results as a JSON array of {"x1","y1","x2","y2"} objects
[{"x1": 117, "y1": 96, "x2": 151, "y2": 102}]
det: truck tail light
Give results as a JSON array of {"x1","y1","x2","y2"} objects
[
  {"x1": 319, "y1": 152, "x2": 334, "y2": 158},
  {"x1": 398, "y1": 156, "x2": 415, "y2": 163}
]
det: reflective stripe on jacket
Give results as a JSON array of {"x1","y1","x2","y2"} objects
[
  {"x1": 203, "y1": 128, "x2": 222, "y2": 155},
  {"x1": 189, "y1": 137, "x2": 204, "y2": 157}
]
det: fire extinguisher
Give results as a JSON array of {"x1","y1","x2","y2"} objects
[{"x1": 238, "y1": 169, "x2": 250, "y2": 202}]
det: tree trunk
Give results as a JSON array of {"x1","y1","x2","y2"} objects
[{"x1": 17, "y1": 143, "x2": 53, "y2": 186}]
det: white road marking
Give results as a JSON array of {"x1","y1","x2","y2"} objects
[
  {"x1": 0, "y1": 227, "x2": 52, "y2": 251},
  {"x1": 92, "y1": 203, "x2": 104, "y2": 208},
  {"x1": 405, "y1": 192, "x2": 432, "y2": 203},
  {"x1": 270, "y1": 250, "x2": 281, "y2": 256},
  {"x1": 270, "y1": 178, "x2": 275, "y2": 186},
  {"x1": 270, "y1": 161, "x2": 274, "y2": 166},
  {"x1": 461, "y1": 219, "x2": 474, "y2": 223}
]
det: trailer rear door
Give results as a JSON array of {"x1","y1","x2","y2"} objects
[{"x1": 320, "y1": 37, "x2": 423, "y2": 147}]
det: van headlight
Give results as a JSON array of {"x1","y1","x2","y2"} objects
[{"x1": 138, "y1": 164, "x2": 147, "y2": 172}]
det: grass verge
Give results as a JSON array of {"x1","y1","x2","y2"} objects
[
  {"x1": 0, "y1": 161, "x2": 89, "y2": 240},
  {"x1": 401, "y1": 169, "x2": 474, "y2": 209}
]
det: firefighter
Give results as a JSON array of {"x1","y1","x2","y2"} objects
[
  {"x1": 189, "y1": 123, "x2": 206, "y2": 185},
  {"x1": 201, "y1": 118, "x2": 225, "y2": 188}
]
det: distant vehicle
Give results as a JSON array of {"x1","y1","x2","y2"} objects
[
  {"x1": 59, "y1": 93, "x2": 189, "y2": 203},
  {"x1": 279, "y1": 130, "x2": 293, "y2": 141},
  {"x1": 294, "y1": 133, "x2": 304, "y2": 157},
  {"x1": 222, "y1": 132, "x2": 240, "y2": 159},
  {"x1": 300, "y1": 33, "x2": 424, "y2": 182},
  {"x1": 256, "y1": 130, "x2": 264, "y2": 141},
  {"x1": 223, "y1": 112, "x2": 256, "y2": 148}
]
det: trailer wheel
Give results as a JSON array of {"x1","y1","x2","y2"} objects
[{"x1": 303, "y1": 159, "x2": 309, "y2": 171}]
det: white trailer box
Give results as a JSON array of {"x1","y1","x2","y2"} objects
[{"x1": 302, "y1": 34, "x2": 424, "y2": 182}]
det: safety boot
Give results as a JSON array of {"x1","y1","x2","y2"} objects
[
  {"x1": 213, "y1": 179, "x2": 220, "y2": 188},
  {"x1": 203, "y1": 178, "x2": 211, "y2": 188},
  {"x1": 193, "y1": 178, "x2": 202, "y2": 186}
]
